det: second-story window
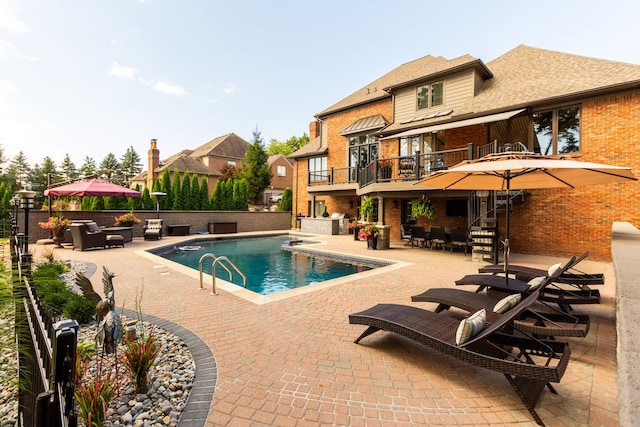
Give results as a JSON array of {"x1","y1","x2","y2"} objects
[
  {"x1": 277, "y1": 165, "x2": 286, "y2": 177},
  {"x1": 417, "y1": 81, "x2": 444, "y2": 110},
  {"x1": 533, "y1": 105, "x2": 581, "y2": 155},
  {"x1": 309, "y1": 156, "x2": 327, "y2": 182},
  {"x1": 348, "y1": 133, "x2": 379, "y2": 181}
]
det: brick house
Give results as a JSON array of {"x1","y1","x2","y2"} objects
[
  {"x1": 131, "y1": 133, "x2": 250, "y2": 196},
  {"x1": 290, "y1": 45, "x2": 640, "y2": 260},
  {"x1": 264, "y1": 154, "x2": 293, "y2": 203}
]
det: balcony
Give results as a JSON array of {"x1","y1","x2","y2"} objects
[{"x1": 307, "y1": 143, "x2": 474, "y2": 193}]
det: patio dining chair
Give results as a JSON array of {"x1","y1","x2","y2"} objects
[{"x1": 429, "y1": 226, "x2": 447, "y2": 250}]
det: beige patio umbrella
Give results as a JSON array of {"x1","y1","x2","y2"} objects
[{"x1": 415, "y1": 151, "x2": 637, "y2": 276}]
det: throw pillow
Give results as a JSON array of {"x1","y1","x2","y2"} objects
[
  {"x1": 547, "y1": 262, "x2": 563, "y2": 277},
  {"x1": 455, "y1": 308, "x2": 487, "y2": 345},
  {"x1": 493, "y1": 293, "x2": 522, "y2": 314},
  {"x1": 528, "y1": 276, "x2": 546, "y2": 290}
]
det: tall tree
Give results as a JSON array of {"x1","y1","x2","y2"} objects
[
  {"x1": 60, "y1": 153, "x2": 78, "y2": 181},
  {"x1": 98, "y1": 153, "x2": 120, "y2": 182},
  {"x1": 171, "y1": 170, "x2": 182, "y2": 210},
  {"x1": 181, "y1": 171, "x2": 192, "y2": 210},
  {"x1": 239, "y1": 127, "x2": 273, "y2": 203},
  {"x1": 160, "y1": 168, "x2": 173, "y2": 209},
  {"x1": 199, "y1": 177, "x2": 210, "y2": 210},
  {"x1": 210, "y1": 180, "x2": 223, "y2": 210},
  {"x1": 190, "y1": 174, "x2": 201, "y2": 210},
  {"x1": 6, "y1": 151, "x2": 31, "y2": 188},
  {"x1": 78, "y1": 156, "x2": 97, "y2": 177},
  {"x1": 120, "y1": 146, "x2": 143, "y2": 184},
  {"x1": 267, "y1": 133, "x2": 310, "y2": 156}
]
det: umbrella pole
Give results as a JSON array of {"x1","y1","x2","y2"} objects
[{"x1": 504, "y1": 173, "x2": 511, "y2": 283}]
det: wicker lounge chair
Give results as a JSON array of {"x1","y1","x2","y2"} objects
[
  {"x1": 411, "y1": 288, "x2": 590, "y2": 338},
  {"x1": 349, "y1": 290, "x2": 571, "y2": 426},
  {"x1": 456, "y1": 255, "x2": 600, "y2": 312},
  {"x1": 477, "y1": 252, "x2": 604, "y2": 286}
]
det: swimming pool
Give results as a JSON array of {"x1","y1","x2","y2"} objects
[{"x1": 150, "y1": 234, "x2": 388, "y2": 295}]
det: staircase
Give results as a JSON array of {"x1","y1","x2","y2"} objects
[{"x1": 467, "y1": 190, "x2": 526, "y2": 264}]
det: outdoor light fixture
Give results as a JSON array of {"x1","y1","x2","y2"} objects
[
  {"x1": 151, "y1": 191, "x2": 167, "y2": 219},
  {"x1": 17, "y1": 187, "x2": 37, "y2": 255},
  {"x1": 392, "y1": 200, "x2": 398, "y2": 209}
]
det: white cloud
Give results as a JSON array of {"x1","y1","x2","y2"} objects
[
  {"x1": 107, "y1": 62, "x2": 137, "y2": 80},
  {"x1": 140, "y1": 78, "x2": 186, "y2": 96},
  {"x1": 223, "y1": 83, "x2": 237, "y2": 94},
  {"x1": 0, "y1": 0, "x2": 29, "y2": 35}
]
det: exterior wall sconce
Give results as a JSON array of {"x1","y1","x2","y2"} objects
[
  {"x1": 392, "y1": 200, "x2": 398, "y2": 209},
  {"x1": 348, "y1": 201, "x2": 353, "y2": 209}
]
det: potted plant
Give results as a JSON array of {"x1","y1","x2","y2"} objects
[
  {"x1": 346, "y1": 219, "x2": 359, "y2": 237},
  {"x1": 114, "y1": 211, "x2": 141, "y2": 227},
  {"x1": 411, "y1": 197, "x2": 436, "y2": 220},
  {"x1": 358, "y1": 223, "x2": 380, "y2": 249},
  {"x1": 377, "y1": 156, "x2": 393, "y2": 180},
  {"x1": 38, "y1": 215, "x2": 72, "y2": 247},
  {"x1": 359, "y1": 197, "x2": 376, "y2": 222}
]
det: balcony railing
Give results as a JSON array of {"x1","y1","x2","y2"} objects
[{"x1": 308, "y1": 143, "x2": 474, "y2": 188}]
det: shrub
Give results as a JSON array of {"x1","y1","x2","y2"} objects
[
  {"x1": 41, "y1": 291, "x2": 71, "y2": 316},
  {"x1": 62, "y1": 294, "x2": 96, "y2": 324},
  {"x1": 32, "y1": 261, "x2": 67, "y2": 278}
]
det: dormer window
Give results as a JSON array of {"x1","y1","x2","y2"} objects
[{"x1": 417, "y1": 81, "x2": 444, "y2": 110}]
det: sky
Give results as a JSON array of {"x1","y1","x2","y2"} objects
[{"x1": 2, "y1": 0, "x2": 640, "y2": 169}]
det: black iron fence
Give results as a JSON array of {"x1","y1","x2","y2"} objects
[{"x1": 10, "y1": 214, "x2": 78, "y2": 427}]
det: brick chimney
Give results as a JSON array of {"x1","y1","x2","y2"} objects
[
  {"x1": 147, "y1": 139, "x2": 159, "y2": 190},
  {"x1": 309, "y1": 120, "x2": 320, "y2": 140}
]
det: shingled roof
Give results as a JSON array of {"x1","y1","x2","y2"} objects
[
  {"x1": 456, "y1": 44, "x2": 640, "y2": 115},
  {"x1": 316, "y1": 54, "x2": 484, "y2": 117},
  {"x1": 288, "y1": 136, "x2": 327, "y2": 159},
  {"x1": 189, "y1": 133, "x2": 250, "y2": 159}
]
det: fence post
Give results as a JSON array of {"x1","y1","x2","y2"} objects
[{"x1": 53, "y1": 319, "x2": 79, "y2": 425}]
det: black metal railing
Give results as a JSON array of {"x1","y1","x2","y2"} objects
[
  {"x1": 10, "y1": 215, "x2": 78, "y2": 427},
  {"x1": 309, "y1": 144, "x2": 475, "y2": 188}
]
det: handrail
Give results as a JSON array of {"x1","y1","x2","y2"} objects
[{"x1": 198, "y1": 253, "x2": 247, "y2": 295}]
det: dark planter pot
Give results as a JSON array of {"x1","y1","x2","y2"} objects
[
  {"x1": 354, "y1": 226, "x2": 361, "y2": 240},
  {"x1": 367, "y1": 235, "x2": 378, "y2": 250}
]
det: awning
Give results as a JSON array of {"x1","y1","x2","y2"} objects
[
  {"x1": 380, "y1": 108, "x2": 526, "y2": 140},
  {"x1": 340, "y1": 114, "x2": 388, "y2": 136}
]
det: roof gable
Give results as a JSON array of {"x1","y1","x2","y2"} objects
[
  {"x1": 317, "y1": 54, "x2": 485, "y2": 117},
  {"x1": 189, "y1": 133, "x2": 250, "y2": 159}
]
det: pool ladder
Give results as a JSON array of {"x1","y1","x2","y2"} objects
[{"x1": 199, "y1": 253, "x2": 246, "y2": 295}]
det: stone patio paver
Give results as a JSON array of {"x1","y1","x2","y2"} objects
[{"x1": 41, "y1": 231, "x2": 618, "y2": 426}]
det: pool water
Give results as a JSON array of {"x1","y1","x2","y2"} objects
[{"x1": 151, "y1": 235, "x2": 382, "y2": 295}]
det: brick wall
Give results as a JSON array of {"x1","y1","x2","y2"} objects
[
  {"x1": 20, "y1": 210, "x2": 292, "y2": 243},
  {"x1": 292, "y1": 99, "x2": 392, "y2": 223},
  {"x1": 509, "y1": 92, "x2": 640, "y2": 260}
]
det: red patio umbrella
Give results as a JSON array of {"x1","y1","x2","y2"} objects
[{"x1": 44, "y1": 178, "x2": 141, "y2": 197}]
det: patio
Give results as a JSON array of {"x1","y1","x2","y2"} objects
[{"x1": 42, "y1": 230, "x2": 620, "y2": 426}]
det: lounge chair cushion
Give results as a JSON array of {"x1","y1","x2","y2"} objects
[
  {"x1": 455, "y1": 308, "x2": 486, "y2": 345},
  {"x1": 528, "y1": 276, "x2": 546, "y2": 290},
  {"x1": 493, "y1": 293, "x2": 522, "y2": 314},
  {"x1": 87, "y1": 222, "x2": 100, "y2": 232},
  {"x1": 548, "y1": 263, "x2": 563, "y2": 277}
]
